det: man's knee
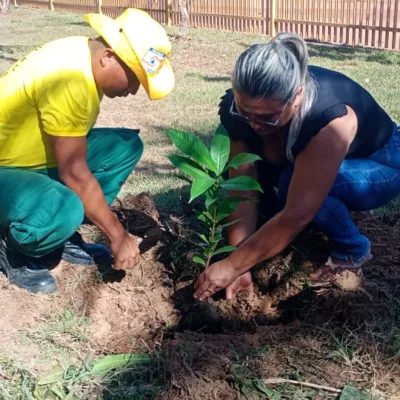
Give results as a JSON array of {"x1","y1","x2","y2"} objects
[
  {"x1": 8, "y1": 184, "x2": 84, "y2": 257},
  {"x1": 117, "y1": 129, "x2": 144, "y2": 167}
]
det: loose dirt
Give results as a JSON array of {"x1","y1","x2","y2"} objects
[{"x1": 0, "y1": 194, "x2": 399, "y2": 398}]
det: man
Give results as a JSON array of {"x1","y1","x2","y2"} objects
[{"x1": 0, "y1": 8, "x2": 174, "y2": 294}]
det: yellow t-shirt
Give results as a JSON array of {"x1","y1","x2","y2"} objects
[{"x1": 0, "y1": 36, "x2": 101, "y2": 169}]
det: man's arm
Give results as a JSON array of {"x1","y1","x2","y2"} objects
[{"x1": 48, "y1": 135, "x2": 140, "y2": 270}]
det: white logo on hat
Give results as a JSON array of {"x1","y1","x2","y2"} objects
[{"x1": 142, "y1": 48, "x2": 166, "y2": 74}]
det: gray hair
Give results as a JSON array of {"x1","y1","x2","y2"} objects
[{"x1": 232, "y1": 32, "x2": 317, "y2": 162}]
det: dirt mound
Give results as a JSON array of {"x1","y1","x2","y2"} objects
[
  {"x1": 1, "y1": 195, "x2": 400, "y2": 398},
  {"x1": 0, "y1": 193, "x2": 178, "y2": 360}
]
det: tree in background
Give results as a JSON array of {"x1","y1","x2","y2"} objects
[
  {"x1": 178, "y1": 0, "x2": 189, "y2": 37},
  {"x1": 0, "y1": 0, "x2": 10, "y2": 14}
]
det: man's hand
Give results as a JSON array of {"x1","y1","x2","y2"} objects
[{"x1": 110, "y1": 233, "x2": 140, "y2": 270}]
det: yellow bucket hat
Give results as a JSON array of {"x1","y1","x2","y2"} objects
[{"x1": 84, "y1": 8, "x2": 174, "y2": 100}]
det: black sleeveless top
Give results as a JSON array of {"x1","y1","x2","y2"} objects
[{"x1": 219, "y1": 66, "x2": 394, "y2": 161}]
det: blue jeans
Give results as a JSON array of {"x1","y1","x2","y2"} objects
[{"x1": 261, "y1": 124, "x2": 400, "y2": 263}]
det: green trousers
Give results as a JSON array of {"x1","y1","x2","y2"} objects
[{"x1": 0, "y1": 128, "x2": 143, "y2": 257}]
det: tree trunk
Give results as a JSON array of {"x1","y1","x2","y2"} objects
[
  {"x1": 0, "y1": 0, "x2": 10, "y2": 14},
  {"x1": 178, "y1": 0, "x2": 189, "y2": 38}
]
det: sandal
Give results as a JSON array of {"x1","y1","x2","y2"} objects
[{"x1": 310, "y1": 252, "x2": 373, "y2": 292}]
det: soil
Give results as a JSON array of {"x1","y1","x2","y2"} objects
[{"x1": 0, "y1": 194, "x2": 400, "y2": 398}]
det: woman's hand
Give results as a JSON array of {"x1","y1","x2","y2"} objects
[
  {"x1": 225, "y1": 271, "x2": 253, "y2": 300},
  {"x1": 194, "y1": 259, "x2": 239, "y2": 301}
]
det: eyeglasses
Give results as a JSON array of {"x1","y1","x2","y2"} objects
[{"x1": 229, "y1": 98, "x2": 290, "y2": 128}]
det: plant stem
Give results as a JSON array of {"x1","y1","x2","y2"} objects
[{"x1": 205, "y1": 178, "x2": 221, "y2": 268}]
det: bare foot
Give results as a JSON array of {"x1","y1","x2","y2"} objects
[{"x1": 226, "y1": 272, "x2": 253, "y2": 300}]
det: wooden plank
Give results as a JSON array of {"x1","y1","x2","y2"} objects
[
  {"x1": 371, "y1": 0, "x2": 377, "y2": 46},
  {"x1": 393, "y1": 0, "x2": 399, "y2": 49},
  {"x1": 298, "y1": 0, "x2": 303, "y2": 37},
  {"x1": 274, "y1": 17, "x2": 400, "y2": 33},
  {"x1": 378, "y1": 0, "x2": 384, "y2": 47},
  {"x1": 270, "y1": 0, "x2": 276, "y2": 36},
  {"x1": 352, "y1": 0, "x2": 357, "y2": 45},
  {"x1": 339, "y1": 0, "x2": 344, "y2": 43},
  {"x1": 359, "y1": 0, "x2": 364, "y2": 46},
  {"x1": 345, "y1": 0, "x2": 350, "y2": 43},
  {"x1": 335, "y1": 0, "x2": 339, "y2": 43},
  {"x1": 328, "y1": 0, "x2": 333, "y2": 42},
  {"x1": 323, "y1": 0, "x2": 327, "y2": 42},
  {"x1": 385, "y1": 0, "x2": 391, "y2": 49},
  {"x1": 366, "y1": 0, "x2": 371, "y2": 46},
  {"x1": 262, "y1": 0, "x2": 266, "y2": 34}
]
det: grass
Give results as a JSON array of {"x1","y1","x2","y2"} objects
[
  {"x1": 1, "y1": 5, "x2": 400, "y2": 399},
  {"x1": 22, "y1": 308, "x2": 90, "y2": 360}
]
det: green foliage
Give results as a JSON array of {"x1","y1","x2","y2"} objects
[
  {"x1": 339, "y1": 386, "x2": 372, "y2": 400},
  {"x1": 167, "y1": 127, "x2": 262, "y2": 267},
  {"x1": 33, "y1": 353, "x2": 151, "y2": 399}
]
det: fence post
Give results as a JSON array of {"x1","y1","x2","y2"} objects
[
  {"x1": 49, "y1": 0, "x2": 54, "y2": 11},
  {"x1": 96, "y1": 0, "x2": 102, "y2": 14},
  {"x1": 269, "y1": 0, "x2": 276, "y2": 37},
  {"x1": 165, "y1": 0, "x2": 172, "y2": 26}
]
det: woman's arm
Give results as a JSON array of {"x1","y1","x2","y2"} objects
[
  {"x1": 194, "y1": 107, "x2": 358, "y2": 300},
  {"x1": 226, "y1": 138, "x2": 260, "y2": 247},
  {"x1": 227, "y1": 109, "x2": 357, "y2": 274}
]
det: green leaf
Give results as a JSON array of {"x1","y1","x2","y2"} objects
[
  {"x1": 202, "y1": 211, "x2": 214, "y2": 221},
  {"x1": 220, "y1": 219, "x2": 242, "y2": 229},
  {"x1": 211, "y1": 131, "x2": 230, "y2": 175},
  {"x1": 197, "y1": 233, "x2": 209, "y2": 244},
  {"x1": 226, "y1": 153, "x2": 262, "y2": 170},
  {"x1": 193, "y1": 256, "x2": 205, "y2": 266},
  {"x1": 216, "y1": 212, "x2": 230, "y2": 223},
  {"x1": 253, "y1": 380, "x2": 281, "y2": 399},
  {"x1": 37, "y1": 366, "x2": 64, "y2": 386},
  {"x1": 64, "y1": 391, "x2": 80, "y2": 400},
  {"x1": 221, "y1": 176, "x2": 263, "y2": 192},
  {"x1": 215, "y1": 123, "x2": 228, "y2": 136},
  {"x1": 208, "y1": 241, "x2": 220, "y2": 256},
  {"x1": 167, "y1": 129, "x2": 216, "y2": 172},
  {"x1": 190, "y1": 176, "x2": 216, "y2": 203},
  {"x1": 44, "y1": 389, "x2": 59, "y2": 400},
  {"x1": 59, "y1": 354, "x2": 71, "y2": 371},
  {"x1": 50, "y1": 385, "x2": 67, "y2": 399},
  {"x1": 216, "y1": 197, "x2": 249, "y2": 221},
  {"x1": 196, "y1": 213, "x2": 208, "y2": 223},
  {"x1": 168, "y1": 155, "x2": 208, "y2": 181},
  {"x1": 213, "y1": 245, "x2": 237, "y2": 255},
  {"x1": 92, "y1": 354, "x2": 151, "y2": 375},
  {"x1": 340, "y1": 386, "x2": 372, "y2": 400},
  {"x1": 205, "y1": 196, "x2": 219, "y2": 210},
  {"x1": 83, "y1": 352, "x2": 94, "y2": 371}
]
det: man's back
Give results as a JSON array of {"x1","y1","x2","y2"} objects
[{"x1": 0, "y1": 36, "x2": 101, "y2": 169}]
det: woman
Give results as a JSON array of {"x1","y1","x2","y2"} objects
[{"x1": 194, "y1": 33, "x2": 400, "y2": 301}]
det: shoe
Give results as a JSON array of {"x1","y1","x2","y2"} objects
[
  {"x1": 0, "y1": 240, "x2": 57, "y2": 294},
  {"x1": 310, "y1": 252, "x2": 373, "y2": 292},
  {"x1": 62, "y1": 232, "x2": 112, "y2": 266}
]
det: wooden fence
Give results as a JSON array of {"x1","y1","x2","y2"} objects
[{"x1": 16, "y1": 0, "x2": 400, "y2": 50}]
